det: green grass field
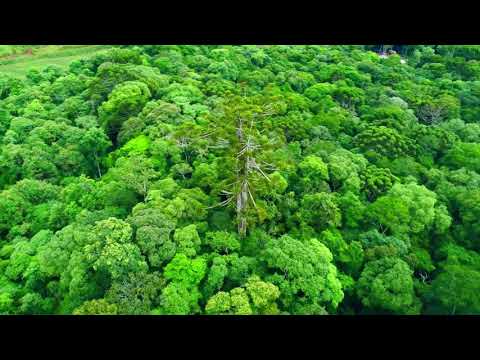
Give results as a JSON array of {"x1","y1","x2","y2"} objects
[{"x1": 0, "y1": 45, "x2": 113, "y2": 78}]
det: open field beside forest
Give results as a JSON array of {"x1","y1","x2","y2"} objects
[{"x1": 0, "y1": 45, "x2": 112, "y2": 78}]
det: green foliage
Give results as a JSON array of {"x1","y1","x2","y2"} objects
[
  {"x1": 99, "y1": 81, "x2": 151, "y2": 142},
  {"x1": 367, "y1": 183, "x2": 447, "y2": 239},
  {"x1": 261, "y1": 235, "x2": 343, "y2": 313},
  {"x1": 159, "y1": 254, "x2": 207, "y2": 314},
  {"x1": 442, "y1": 142, "x2": 480, "y2": 173},
  {"x1": 205, "y1": 275, "x2": 280, "y2": 315},
  {"x1": 107, "y1": 134, "x2": 150, "y2": 166},
  {"x1": 73, "y1": 299, "x2": 118, "y2": 315},
  {"x1": 204, "y1": 231, "x2": 240, "y2": 254},
  {"x1": 105, "y1": 272, "x2": 164, "y2": 314},
  {"x1": 173, "y1": 224, "x2": 201, "y2": 257},
  {"x1": 82, "y1": 218, "x2": 148, "y2": 281},
  {"x1": 327, "y1": 149, "x2": 367, "y2": 193},
  {"x1": 361, "y1": 166, "x2": 399, "y2": 201},
  {"x1": 164, "y1": 253, "x2": 207, "y2": 288},
  {"x1": 297, "y1": 155, "x2": 329, "y2": 193},
  {"x1": 355, "y1": 125, "x2": 414, "y2": 159},
  {"x1": 298, "y1": 192, "x2": 342, "y2": 231},
  {"x1": 319, "y1": 229, "x2": 364, "y2": 276},
  {"x1": 357, "y1": 257, "x2": 420, "y2": 314},
  {"x1": 1, "y1": 45, "x2": 479, "y2": 315},
  {"x1": 428, "y1": 266, "x2": 480, "y2": 314}
]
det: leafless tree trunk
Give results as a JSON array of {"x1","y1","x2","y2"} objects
[
  {"x1": 204, "y1": 104, "x2": 275, "y2": 238},
  {"x1": 418, "y1": 104, "x2": 446, "y2": 125},
  {"x1": 93, "y1": 151, "x2": 102, "y2": 178},
  {"x1": 234, "y1": 114, "x2": 269, "y2": 237}
]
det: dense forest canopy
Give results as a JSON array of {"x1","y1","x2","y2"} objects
[{"x1": 0, "y1": 45, "x2": 480, "y2": 315}]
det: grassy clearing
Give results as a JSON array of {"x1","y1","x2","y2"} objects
[
  {"x1": 0, "y1": 45, "x2": 42, "y2": 57},
  {"x1": 0, "y1": 45, "x2": 113, "y2": 78}
]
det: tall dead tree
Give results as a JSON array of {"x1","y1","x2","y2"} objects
[
  {"x1": 198, "y1": 97, "x2": 277, "y2": 237},
  {"x1": 233, "y1": 115, "x2": 271, "y2": 237}
]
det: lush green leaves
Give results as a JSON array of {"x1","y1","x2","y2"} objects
[
  {"x1": 1, "y1": 45, "x2": 479, "y2": 314},
  {"x1": 357, "y1": 257, "x2": 420, "y2": 314}
]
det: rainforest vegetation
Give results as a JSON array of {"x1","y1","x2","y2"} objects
[{"x1": 0, "y1": 45, "x2": 480, "y2": 315}]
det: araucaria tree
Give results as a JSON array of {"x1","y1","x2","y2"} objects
[{"x1": 185, "y1": 95, "x2": 279, "y2": 237}]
